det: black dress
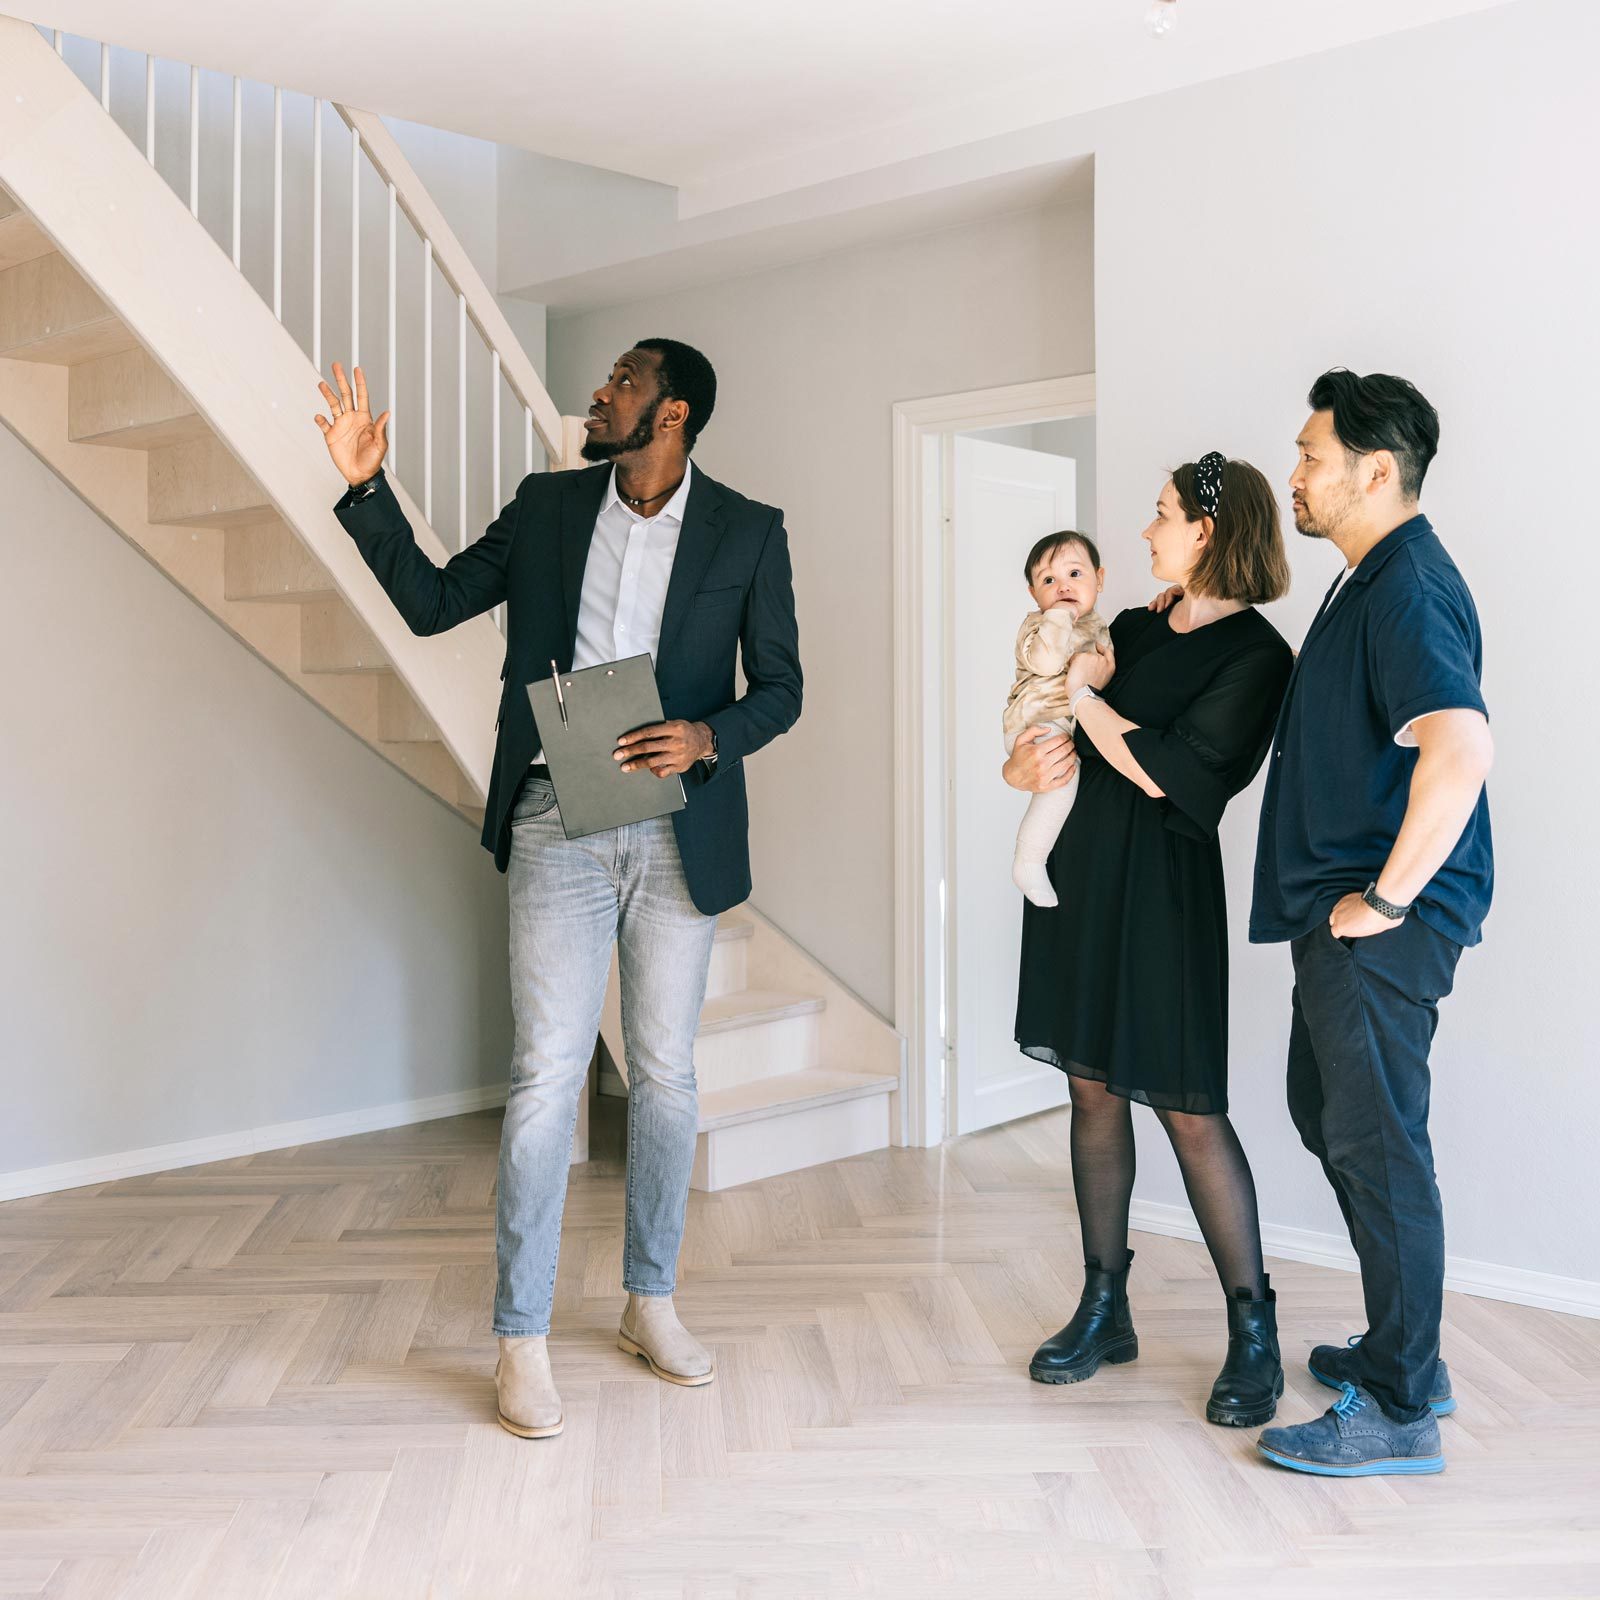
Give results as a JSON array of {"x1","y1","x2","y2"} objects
[{"x1": 1015, "y1": 605, "x2": 1293, "y2": 1114}]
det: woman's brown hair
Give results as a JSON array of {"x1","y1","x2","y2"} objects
[{"x1": 1171, "y1": 457, "x2": 1291, "y2": 605}]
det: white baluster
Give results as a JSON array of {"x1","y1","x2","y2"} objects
[
  {"x1": 457, "y1": 291, "x2": 467, "y2": 551},
  {"x1": 145, "y1": 56, "x2": 155, "y2": 163},
  {"x1": 493, "y1": 354, "x2": 504, "y2": 633},
  {"x1": 188, "y1": 66, "x2": 199, "y2": 218},
  {"x1": 349, "y1": 127, "x2": 360, "y2": 370},
  {"x1": 231, "y1": 79, "x2": 241, "y2": 269},
  {"x1": 312, "y1": 100, "x2": 323, "y2": 373},
  {"x1": 53, "y1": 29, "x2": 62, "y2": 55},
  {"x1": 99, "y1": 43, "x2": 109, "y2": 112},
  {"x1": 387, "y1": 183, "x2": 398, "y2": 477},
  {"x1": 423, "y1": 239, "x2": 434, "y2": 525},
  {"x1": 525, "y1": 405, "x2": 533, "y2": 476},
  {"x1": 492, "y1": 351, "x2": 502, "y2": 509},
  {"x1": 272, "y1": 89, "x2": 283, "y2": 319}
]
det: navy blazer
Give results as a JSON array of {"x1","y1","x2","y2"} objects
[{"x1": 333, "y1": 462, "x2": 802, "y2": 915}]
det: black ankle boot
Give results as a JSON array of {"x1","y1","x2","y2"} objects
[
  {"x1": 1206, "y1": 1275, "x2": 1284, "y2": 1427},
  {"x1": 1029, "y1": 1251, "x2": 1138, "y2": 1385}
]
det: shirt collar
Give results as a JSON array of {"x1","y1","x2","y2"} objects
[
  {"x1": 601, "y1": 457, "x2": 694, "y2": 526},
  {"x1": 1347, "y1": 512, "x2": 1433, "y2": 587}
]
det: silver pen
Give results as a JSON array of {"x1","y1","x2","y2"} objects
[{"x1": 550, "y1": 660, "x2": 568, "y2": 728}]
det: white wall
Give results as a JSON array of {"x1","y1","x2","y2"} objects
[
  {"x1": 1, "y1": 35, "x2": 531, "y2": 1190},
  {"x1": 1091, "y1": 0, "x2": 1598, "y2": 1287},
  {"x1": 546, "y1": 0, "x2": 1600, "y2": 1289},
  {"x1": 0, "y1": 428, "x2": 514, "y2": 1182},
  {"x1": 548, "y1": 196, "x2": 1096, "y2": 1018}
]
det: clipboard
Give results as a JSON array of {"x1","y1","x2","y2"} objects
[{"x1": 526, "y1": 654, "x2": 687, "y2": 840}]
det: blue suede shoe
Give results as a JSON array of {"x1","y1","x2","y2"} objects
[
  {"x1": 1258, "y1": 1383, "x2": 1445, "y2": 1477},
  {"x1": 1308, "y1": 1334, "x2": 1456, "y2": 1416}
]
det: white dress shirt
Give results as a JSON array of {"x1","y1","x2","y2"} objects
[{"x1": 533, "y1": 459, "x2": 693, "y2": 762}]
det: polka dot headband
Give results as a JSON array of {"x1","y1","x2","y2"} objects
[{"x1": 1192, "y1": 452, "x2": 1226, "y2": 519}]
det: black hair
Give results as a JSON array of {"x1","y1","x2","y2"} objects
[
  {"x1": 1308, "y1": 367, "x2": 1440, "y2": 500},
  {"x1": 1024, "y1": 530, "x2": 1101, "y2": 586},
  {"x1": 634, "y1": 338, "x2": 717, "y2": 452}
]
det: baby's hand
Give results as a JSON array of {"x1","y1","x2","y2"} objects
[
  {"x1": 1066, "y1": 641, "x2": 1115, "y2": 695},
  {"x1": 1040, "y1": 603, "x2": 1080, "y2": 627}
]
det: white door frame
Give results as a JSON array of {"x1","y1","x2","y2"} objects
[{"x1": 891, "y1": 372, "x2": 1097, "y2": 1148}]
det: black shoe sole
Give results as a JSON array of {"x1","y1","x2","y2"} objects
[
  {"x1": 1029, "y1": 1335, "x2": 1139, "y2": 1385},
  {"x1": 1206, "y1": 1372, "x2": 1285, "y2": 1428}
]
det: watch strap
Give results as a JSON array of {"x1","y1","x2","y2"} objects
[{"x1": 1362, "y1": 881, "x2": 1412, "y2": 920}]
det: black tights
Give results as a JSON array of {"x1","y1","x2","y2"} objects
[{"x1": 1067, "y1": 1076, "x2": 1266, "y2": 1299}]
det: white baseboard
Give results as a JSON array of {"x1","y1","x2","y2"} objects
[
  {"x1": 0, "y1": 1083, "x2": 511, "y2": 1204},
  {"x1": 1129, "y1": 1198, "x2": 1600, "y2": 1321}
]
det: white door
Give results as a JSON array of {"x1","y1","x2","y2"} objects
[{"x1": 949, "y1": 435, "x2": 1079, "y2": 1135}]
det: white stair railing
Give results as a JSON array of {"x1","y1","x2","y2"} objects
[{"x1": 29, "y1": 22, "x2": 570, "y2": 629}]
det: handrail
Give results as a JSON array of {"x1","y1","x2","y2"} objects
[{"x1": 336, "y1": 106, "x2": 563, "y2": 466}]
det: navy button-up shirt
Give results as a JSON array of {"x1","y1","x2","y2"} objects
[{"x1": 1250, "y1": 514, "x2": 1493, "y2": 948}]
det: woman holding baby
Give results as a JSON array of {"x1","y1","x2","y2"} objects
[{"x1": 1004, "y1": 453, "x2": 1294, "y2": 1427}]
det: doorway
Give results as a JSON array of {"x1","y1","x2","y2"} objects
[{"x1": 891, "y1": 375, "x2": 1096, "y2": 1146}]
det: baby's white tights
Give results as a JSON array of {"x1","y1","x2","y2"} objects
[{"x1": 1012, "y1": 771, "x2": 1080, "y2": 908}]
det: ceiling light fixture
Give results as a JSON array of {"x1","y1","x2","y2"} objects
[{"x1": 1144, "y1": 0, "x2": 1179, "y2": 38}]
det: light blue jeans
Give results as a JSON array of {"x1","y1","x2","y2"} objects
[{"x1": 493, "y1": 775, "x2": 717, "y2": 1336}]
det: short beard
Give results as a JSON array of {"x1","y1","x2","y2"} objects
[
  {"x1": 1294, "y1": 475, "x2": 1363, "y2": 542},
  {"x1": 580, "y1": 396, "x2": 661, "y2": 463}
]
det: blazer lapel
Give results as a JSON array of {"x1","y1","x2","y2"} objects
[
  {"x1": 559, "y1": 465, "x2": 609, "y2": 664},
  {"x1": 656, "y1": 470, "x2": 728, "y2": 665}
]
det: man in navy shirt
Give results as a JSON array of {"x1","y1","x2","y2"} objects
[{"x1": 1252, "y1": 370, "x2": 1494, "y2": 1478}]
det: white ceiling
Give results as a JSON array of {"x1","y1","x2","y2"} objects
[{"x1": 27, "y1": 0, "x2": 1510, "y2": 214}]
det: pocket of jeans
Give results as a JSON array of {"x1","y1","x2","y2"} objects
[{"x1": 510, "y1": 780, "x2": 557, "y2": 827}]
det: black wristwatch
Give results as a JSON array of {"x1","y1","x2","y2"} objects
[
  {"x1": 347, "y1": 469, "x2": 384, "y2": 502},
  {"x1": 701, "y1": 724, "x2": 719, "y2": 769},
  {"x1": 1361, "y1": 881, "x2": 1412, "y2": 921}
]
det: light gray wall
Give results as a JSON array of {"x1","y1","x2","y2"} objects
[
  {"x1": 1091, "y1": 0, "x2": 1598, "y2": 1284},
  {"x1": 2, "y1": 39, "x2": 530, "y2": 1186},
  {"x1": 546, "y1": 0, "x2": 1600, "y2": 1286},
  {"x1": 548, "y1": 196, "x2": 1097, "y2": 1020},
  {"x1": 0, "y1": 429, "x2": 514, "y2": 1177}
]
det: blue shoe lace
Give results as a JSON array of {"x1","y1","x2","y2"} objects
[{"x1": 1332, "y1": 1382, "x2": 1365, "y2": 1420}]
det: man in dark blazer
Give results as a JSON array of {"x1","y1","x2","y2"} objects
[{"x1": 315, "y1": 341, "x2": 801, "y2": 1440}]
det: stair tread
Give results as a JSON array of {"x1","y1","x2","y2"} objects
[
  {"x1": 714, "y1": 912, "x2": 754, "y2": 943},
  {"x1": 697, "y1": 1068, "x2": 898, "y2": 1131},
  {"x1": 697, "y1": 988, "x2": 823, "y2": 1035}
]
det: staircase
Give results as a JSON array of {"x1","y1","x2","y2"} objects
[
  {"x1": 599, "y1": 907, "x2": 904, "y2": 1191},
  {"x1": 0, "y1": 198, "x2": 485, "y2": 816},
  {"x1": 0, "y1": 18, "x2": 582, "y2": 823},
  {"x1": 0, "y1": 15, "x2": 903, "y2": 1192}
]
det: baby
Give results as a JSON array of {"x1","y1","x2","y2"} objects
[{"x1": 1004, "y1": 531, "x2": 1111, "y2": 908}]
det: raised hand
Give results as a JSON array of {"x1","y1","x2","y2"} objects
[{"x1": 314, "y1": 362, "x2": 390, "y2": 487}]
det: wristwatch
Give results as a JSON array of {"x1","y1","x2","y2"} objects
[
  {"x1": 1068, "y1": 685, "x2": 1100, "y2": 716},
  {"x1": 1361, "y1": 881, "x2": 1412, "y2": 921},
  {"x1": 347, "y1": 469, "x2": 384, "y2": 502},
  {"x1": 701, "y1": 724, "x2": 719, "y2": 769}
]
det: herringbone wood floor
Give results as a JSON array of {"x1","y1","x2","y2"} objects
[{"x1": 2, "y1": 1103, "x2": 1597, "y2": 1600}]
